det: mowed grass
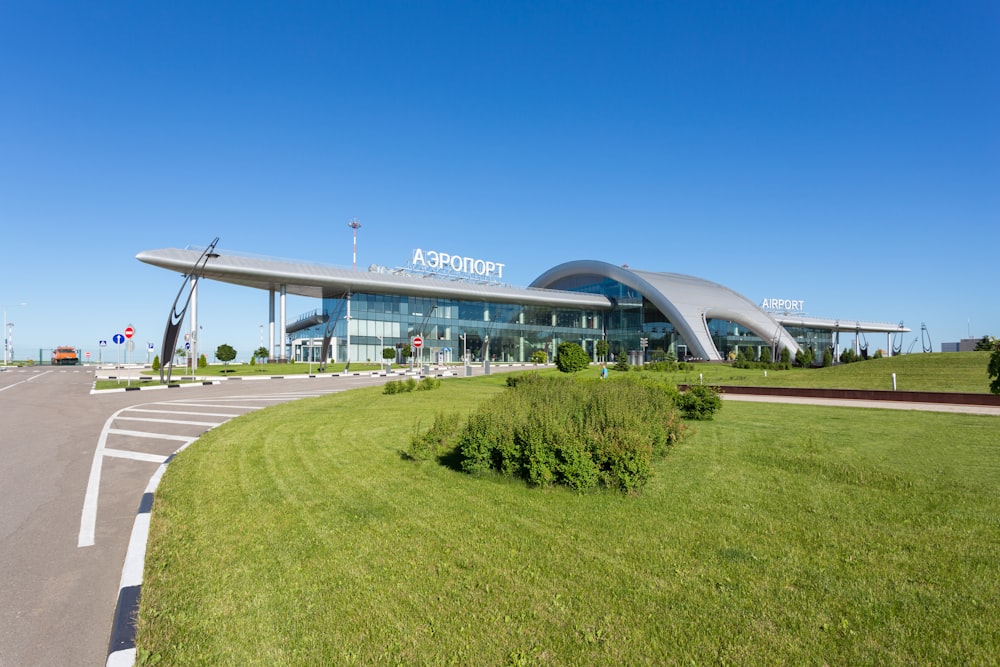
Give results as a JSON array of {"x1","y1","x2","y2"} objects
[
  {"x1": 642, "y1": 351, "x2": 994, "y2": 393},
  {"x1": 136, "y1": 374, "x2": 1000, "y2": 665}
]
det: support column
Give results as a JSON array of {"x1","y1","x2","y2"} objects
[
  {"x1": 279, "y1": 285, "x2": 287, "y2": 362},
  {"x1": 190, "y1": 278, "x2": 198, "y2": 371},
  {"x1": 345, "y1": 293, "x2": 352, "y2": 368},
  {"x1": 268, "y1": 288, "x2": 276, "y2": 361}
]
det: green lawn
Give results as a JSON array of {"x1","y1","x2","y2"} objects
[
  {"x1": 136, "y1": 374, "x2": 1000, "y2": 665},
  {"x1": 635, "y1": 351, "x2": 994, "y2": 393}
]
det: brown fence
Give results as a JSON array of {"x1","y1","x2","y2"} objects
[{"x1": 678, "y1": 385, "x2": 1000, "y2": 407}]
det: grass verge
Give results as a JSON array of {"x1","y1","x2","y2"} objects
[{"x1": 136, "y1": 375, "x2": 999, "y2": 665}]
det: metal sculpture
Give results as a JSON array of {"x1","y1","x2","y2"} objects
[{"x1": 159, "y1": 238, "x2": 219, "y2": 384}]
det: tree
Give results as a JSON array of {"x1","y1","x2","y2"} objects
[
  {"x1": 254, "y1": 346, "x2": 269, "y2": 362},
  {"x1": 531, "y1": 350, "x2": 547, "y2": 364},
  {"x1": 198, "y1": 353, "x2": 208, "y2": 369},
  {"x1": 989, "y1": 341, "x2": 1000, "y2": 395},
  {"x1": 822, "y1": 347, "x2": 833, "y2": 367},
  {"x1": 760, "y1": 346, "x2": 772, "y2": 364},
  {"x1": 215, "y1": 343, "x2": 237, "y2": 366},
  {"x1": 175, "y1": 348, "x2": 187, "y2": 365},
  {"x1": 555, "y1": 341, "x2": 590, "y2": 374},
  {"x1": 151, "y1": 355, "x2": 160, "y2": 372},
  {"x1": 595, "y1": 339, "x2": 609, "y2": 362},
  {"x1": 975, "y1": 336, "x2": 996, "y2": 352},
  {"x1": 382, "y1": 347, "x2": 397, "y2": 364}
]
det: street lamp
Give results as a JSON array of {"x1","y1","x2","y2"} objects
[
  {"x1": 3, "y1": 302, "x2": 27, "y2": 367},
  {"x1": 348, "y1": 218, "x2": 361, "y2": 270}
]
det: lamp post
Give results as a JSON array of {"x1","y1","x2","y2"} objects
[
  {"x1": 3, "y1": 302, "x2": 27, "y2": 367},
  {"x1": 348, "y1": 218, "x2": 361, "y2": 270}
]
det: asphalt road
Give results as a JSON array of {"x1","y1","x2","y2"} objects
[{"x1": 0, "y1": 365, "x2": 407, "y2": 666}]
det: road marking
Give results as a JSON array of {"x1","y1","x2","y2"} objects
[
  {"x1": 103, "y1": 449, "x2": 170, "y2": 463},
  {"x1": 114, "y1": 416, "x2": 223, "y2": 427}
]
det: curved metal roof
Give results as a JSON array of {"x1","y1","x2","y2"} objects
[
  {"x1": 530, "y1": 260, "x2": 801, "y2": 361},
  {"x1": 136, "y1": 248, "x2": 612, "y2": 309}
]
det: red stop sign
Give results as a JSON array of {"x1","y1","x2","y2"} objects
[
  {"x1": 412, "y1": 336, "x2": 423, "y2": 349},
  {"x1": 124, "y1": 326, "x2": 134, "y2": 339}
]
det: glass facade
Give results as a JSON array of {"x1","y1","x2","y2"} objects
[
  {"x1": 289, "y1": 293, "x2": 605, "y2": 364},
  {"x1": 287, "y1": 277, "x2": 837, "y2": 364}
]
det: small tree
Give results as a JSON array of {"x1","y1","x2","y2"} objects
[
  {"x1": 382, "y1": 347, "x2": 396, "y2": 365},
  {"x1": 780, "y1": 347, "x2": 791, "y2": 365},
  {"x1": 822, "y1": 347, "x2": 833, "y2": 367},
  {"x1": 215, "y1": 343, "x2": 237, "y2": 366},
  {"x1": 151, "y1": 355, "x2": 160, "y2": 372},
  {"x1": 555, "y1": 341, "x2": 590, "y2": 374},
  {"x1": 760, "y1": 346, "x2": 772, "y2": 364},
  {"x1": 175, "y1": 348, "x2": 187, "y2": 365},
  {"x1": 531, "y1": 350, "x2": 547, "y2": 364},
  {"x1": 198, "y1": 353, "x2": 208, "y2": 369},
  {"x1": 595, "y1": 339, "x2": 609, "y2": 362},
  {"x1": 974, "y1": 336, "x2": 996, "y2": 351},
  {"x1": 988, "y1": 341, "x2": 1000, "y2": 395},
  {"x1": 254, "y1": 346, "x2": 269, "y2": 363}
]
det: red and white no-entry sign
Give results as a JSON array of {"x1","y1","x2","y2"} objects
[
  {"x1": 124, "y1": 326, "x2": 135, "y2": 339},
  {"x1": 412, "y1": 336, "x2": 423, "y2": 349}
]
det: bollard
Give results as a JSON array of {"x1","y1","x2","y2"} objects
[{"x1": 892, "y1": 372, "x2": 897, "y2": 391}]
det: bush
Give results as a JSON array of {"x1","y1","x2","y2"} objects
[
  {"x1": 531, "y1": 350, "x2": 547, "y2": 364},
  {"x1": 677, "y1": 383, "x2": 723, "y2": 420},
  {"x1": 613, "y1": 354, "x2": 630, "y2": 372},
  {"x1": 448, "y1": 376, "x2": 687, "y2": 493},
  {"x1": 555, "y1": 342, "x2": 590, "y2": 373},
  {"x1": 989, "y1": 341, "x2": 1000, "y2": 395},
  {"x1": 383, "y1": 377, "x2": 434, "y2": 394},
  {"x1": 417, "y1": 377, "x2": 440, "y2": 391}
]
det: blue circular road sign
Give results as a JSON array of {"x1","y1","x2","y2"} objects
[{"x1": 112, "y1": 334, "x2": 125, "y2": 344}]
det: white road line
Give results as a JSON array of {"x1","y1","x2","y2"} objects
[
  {"x1": 106, "y1": 429, "x2": 195, "y2": 442},
  {"x1": 79, "y1": 407, "x2": 131, "y2": 547},
  {"x1": 0, "y1": 370, "x2": 54, "y2": 392},
  {"x1": 114, "y1": 416, "x2": 223, "y2": 427},
  {"x1": 125, "y1": 408, "x2": 244, "y2": 418},
  {"x1": 163, "y1": 401, "x2": 271, "y2": 409},
  {"x1": 102, "y1": 449, "x2": 170, "y2": 463}
]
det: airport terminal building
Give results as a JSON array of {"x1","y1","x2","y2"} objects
[{"x1": 137, "y1": 247, "x2": 909, "y2": 365}]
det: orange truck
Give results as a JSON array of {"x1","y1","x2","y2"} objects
[{"x1": 51, "y1": 346, "x2": 80, "y2": 365}]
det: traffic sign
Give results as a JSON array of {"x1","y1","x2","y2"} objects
[
  {"x1": 412, "y1": 336, "x2": 423, "y2": 349},
  {"x1": 85, "y1": 351, "x2": 91, "y2": 358},
  {"x1": 124, "y1": 326, "x2": 134, "y2": 339},
  {"x1": 148, "y1": 342, "x2": 154, "y2": 350},
  {"x1": 112, "y1": 333, "x2": 125, "y2": 345},
  {"x1": 99, "y1": 339, "x2": 107, "y2": 347}
]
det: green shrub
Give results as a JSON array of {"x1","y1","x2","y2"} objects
[
  {"x1": 613, "y1": 354, "x2": 630, "y2": 372},
  {"x1": 555, "y1": 342, "x2": 590, "y2": 373},
  {"x1": 449, "y1": 375, "x2": 686, "y2": 493},
  {"x1": 531, "y1": 350, "x2": 547, "y2": 364},
  {"x1": 417, "y1": 377, "x2": 440, "y2": 391},
  {"x1": 678, "y1": 384, "x2": 723, "y2": 420}
]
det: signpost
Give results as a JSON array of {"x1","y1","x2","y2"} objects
[
  {"x1": 112, "y1": 333, "x2": 125, "y2": 368},
  {"x1": 412, "y1": 336, "x2": 423, "y2": 367}
]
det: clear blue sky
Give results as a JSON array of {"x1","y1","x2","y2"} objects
[{"x1": 2, "y1": 1, "x2": 997, "y2": 362}]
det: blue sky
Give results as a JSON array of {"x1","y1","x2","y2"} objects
[{"x1": 2, "y1": 1, "x2": 997, "y2": 362}]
